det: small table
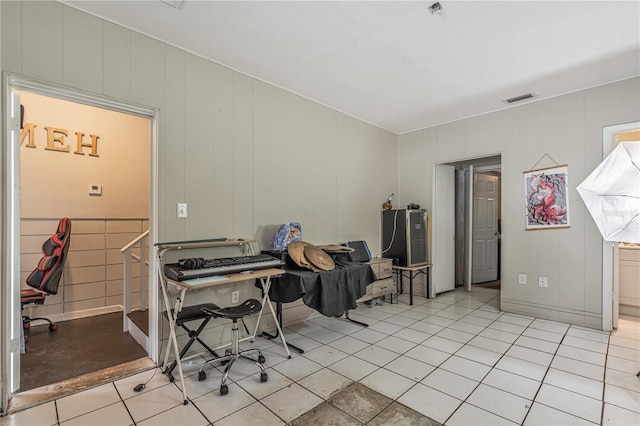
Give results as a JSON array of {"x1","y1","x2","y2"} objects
[{"x1": 393, "y1": 264, "x2": 432, "y2": 305}]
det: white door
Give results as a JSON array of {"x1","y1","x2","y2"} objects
[
  {"x1": 472, "y1": 172, "x2": 499, "y2": 283},
  {"x1": 432, "y1": 164, "x2": 456, "y2": 295}
]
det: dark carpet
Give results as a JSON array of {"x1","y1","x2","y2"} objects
[{"x1": 20, "y1": 312, "x2": 147, "y2": 392}]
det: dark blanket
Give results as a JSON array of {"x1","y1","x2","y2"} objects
[{"x1": 259, "y1": 252, "x2": 375, "y2": 317}]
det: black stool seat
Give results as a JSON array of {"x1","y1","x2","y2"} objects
[
  {"x1": 164, "y1": 303, "x2": 221, "y2": 324},
  {"x1": 202, "y1": 299, "x2": 261, "y2": 320},
  {"x1": 198, "y1": 298, "x2": 268, "y2": 395}
]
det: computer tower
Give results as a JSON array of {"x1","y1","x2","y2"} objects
[{"x1": 381, "y1": 209, "x2": 428, "y2": 267}]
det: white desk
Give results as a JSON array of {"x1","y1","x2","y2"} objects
[{"x1": 156, "y1": 239, "x2": 289, "y2": 404}]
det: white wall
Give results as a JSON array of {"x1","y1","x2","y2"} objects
[
  {"x1": 1, "y1": 1, "x2": 398, "y2": 335},
  {"x1": 398, "y1": 77, "x2": 640, "y2": 328},
  {"x1": 21, "y1": 219, "x2": 148, "y2": 320}
]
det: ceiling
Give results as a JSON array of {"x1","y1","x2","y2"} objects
[{"x1": 61, "y1": 1, "x2": 640, "y2": 134}]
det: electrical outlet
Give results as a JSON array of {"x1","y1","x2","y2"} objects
[
  {"x1": 177, "y1": 203, "x2": 188, "y2": 218},
  {"x1": 518, "y1": 273, "x2": 527, "y2": 285},
  {"x1": 232, "y1": 290, "x2": 239, "y2": 304},
  {"x1": 538, "y1": 276, "x2": 548, "y2": 288}
]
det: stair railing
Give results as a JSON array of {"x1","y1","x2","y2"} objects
[{"x1": 121, "y1": 230, "x2": 149, "y2": 332}]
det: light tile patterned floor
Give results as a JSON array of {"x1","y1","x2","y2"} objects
[{"x1": 2, "y1": 286, "x2": 639, "y2": 425}]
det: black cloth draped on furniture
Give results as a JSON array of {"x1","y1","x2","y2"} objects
[{"x1": 260, "y1": 252, "x2": 375, "y2": 317}]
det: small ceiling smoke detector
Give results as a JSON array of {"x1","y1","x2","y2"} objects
[
  {"x1": 429, "y1": 2, "x2": 443, "y2": 15},
  {"x1": 503, "y1": 93, "x2": 537, "y2": 104}
]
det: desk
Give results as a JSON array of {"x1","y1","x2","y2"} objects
[
  {"x1": 161, "y1": 268, "x2": 286, "y2": 404},
  {"x1": 393, "y1": 264, "x2": 432, "y2": 305},
  {"x1": 156, "y1": 239, "x2": 288, "y2": 404}
]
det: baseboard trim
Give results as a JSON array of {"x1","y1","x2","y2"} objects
[
  {"x1": 28, "y1": 305, "x2": 123, "y2": 326},
  {"x1": 502, "y1": 298, "x2": 603, "y2": 329}
]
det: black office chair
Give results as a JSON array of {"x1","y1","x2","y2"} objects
[
  {"x1": 21, "y1": 217, "x2": 72, "y2": 336},
  {"x1": 198, "y1": 299, "x2": 268, "y2": 395}
]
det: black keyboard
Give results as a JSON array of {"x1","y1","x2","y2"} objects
[{"x1": 164, "y1": 254, "x2": 283, "y2": 281}]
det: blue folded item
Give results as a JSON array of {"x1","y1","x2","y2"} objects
[{"x1": 271, "y1": 222, "x2": 302, "y2": 251}]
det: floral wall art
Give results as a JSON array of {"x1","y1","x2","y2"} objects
[{"x1": 524, "y1": 165, "x2": 570, "y2": 230}]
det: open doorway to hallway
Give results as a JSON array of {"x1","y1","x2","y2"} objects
[
  {"x1": 601, "y1": 123, "x2": 640, "y2": 332},
  {"x1": 9, "y1": 87, "x2": 153, "y2": 401},
  {"x1": 432, "y1": 155, "x2": 502, "y2": 297}
]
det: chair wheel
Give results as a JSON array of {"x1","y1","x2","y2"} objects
[
  {"x1": 220, "y1": 384, "x2": 229, "y2": 395},
  {"x1": 258, "y1": 355, "x2": 265, "y2": 363},
  {"x1": 49, "y1": 324, "x2": 58, "y2": 331},
  {"x1": 260, "y1": 372, "x2": 268, "y2": 383},
  {"x1": 198, "y1": 371, "x2": 206, "y2": 381}
]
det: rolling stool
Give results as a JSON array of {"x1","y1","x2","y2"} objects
[
  {"x1": 163, "y1": 303, "x2": 222, "y2": 382},
  {"x1": 198, "y1": 299, "x2": 268, "y2": 395}
]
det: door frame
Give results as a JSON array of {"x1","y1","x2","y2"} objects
[
  {"x1": 1, "y1": 73, "x2": 160, "y2": 410},
  {"x1": 432, "y1": 156, "x2": 502, "y2": 298},
  {"x1": 601, "y1": 121, "x2": 640, "y2": 331}
]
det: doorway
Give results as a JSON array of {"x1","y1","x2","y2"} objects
[
  {"x1": 432, "y1": 155, "x2": 502, "y2": 297},
  {"x1": 601, "y1": 122, "x2": 640, "y2": 331},
  {"x1": 2, "y1": 74, "x2": 159, "y2": 412}
]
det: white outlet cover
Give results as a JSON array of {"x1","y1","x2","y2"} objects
[
  {"x1": 177, "y1": 203, "x2": 188, "y2": 218},
  {"x1": 518, "y1": 273, "x2": 527, "y2": 284},
  {"x1": 538, "y1": 276, "x2": 548, "y2": 288}
]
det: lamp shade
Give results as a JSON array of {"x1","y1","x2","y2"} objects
[{"x1": 577, "y1": 142, "x2": 640, "y2": 243}]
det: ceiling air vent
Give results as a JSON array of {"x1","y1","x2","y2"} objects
[{"x1": 503, "y1": 93, "x2": 536, "y2": 104}]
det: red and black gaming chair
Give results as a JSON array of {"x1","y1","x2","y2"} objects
[{"x1": 21, "y1": 217, "x2": 72, "y2": 332}]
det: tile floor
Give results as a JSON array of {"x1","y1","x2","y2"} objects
[{"x1": 2, "y1": 286, "x2": 639, "y2": 425}]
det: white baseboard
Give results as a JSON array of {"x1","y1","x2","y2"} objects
[{"x1": 28, "y1": 305, "x2": 123, "y2": 326}]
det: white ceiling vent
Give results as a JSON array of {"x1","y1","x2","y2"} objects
[{"x1": 503, "y1": 93, "x2": 537, "y2": 104}]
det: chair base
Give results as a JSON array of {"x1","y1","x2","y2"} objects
[
  {"x1": 197, "y1": 311, "x2": 268, "y2": 395},
  {"x1": 198, "y1": 347, "x2": 268, "y2": 395},
  {"x1": 21, "y1": 289, "x2": 57, "y2": 332},
  {"x1": 22, "y1": 315, "x2": 58, "y2": 331}
]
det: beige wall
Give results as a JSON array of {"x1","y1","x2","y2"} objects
[
  {"x1": 2, "y1": 1, "x2": 398, "y2": 335},
  {"x1": 18, "y1": 91, "x2": 150, "y2": 219},
  {"x1": 21, "y1": 219, "x2": 148, "y2": 320},
  {"x1": 398, "y1": 77, "x2": 640, "y2": 328}
]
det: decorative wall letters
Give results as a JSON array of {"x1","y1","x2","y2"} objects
[{"x1": 20, "y1": 123, "x2": 100, "y2": 157}]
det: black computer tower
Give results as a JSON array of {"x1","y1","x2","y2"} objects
[{"x1": 381, "y1": 209, "x2": 428, "y2": 266}]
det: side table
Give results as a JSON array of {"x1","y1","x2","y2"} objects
[{"x1": 392, "y1": 264, "x2": 432, "y2": 305}]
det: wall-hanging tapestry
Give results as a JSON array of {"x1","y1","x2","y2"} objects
[{"x1": 524, "y1": 165, "x2": 570, "y2": 230}]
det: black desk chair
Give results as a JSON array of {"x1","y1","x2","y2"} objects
[
  {"x1": 21, "y1": 217, "x2": 71, "y2": 339},
  {"x1": 163, "y1": 303, "x2": 222, "y2": 382},
  {"x1": 198, "y1": 299, "x2": 268, "y2": 395}
]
